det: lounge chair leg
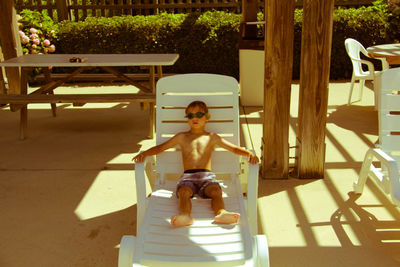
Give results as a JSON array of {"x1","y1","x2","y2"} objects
[
  {"x1": 358, "y1": 79, "x2": 365, "y2": 102},
  {"x1": 354, "y1": 151, "x2": 374, "y2": 194},
  {"x1": 348, "y1": 75, "x2": 356, "y2": 105}
]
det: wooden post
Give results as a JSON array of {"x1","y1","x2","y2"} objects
[
  {"x1": 295, "y1": 0, "x2": 334, "y2": 178},
  {"x1": 0, "y1": 0, "x2": 22, "y2": 95},
  {"x1": 56, "y1": 0, "x2": 71, "y2": 21},
  {"x1": 262, "y1": 0, "x2": 295, "y2": 179}
]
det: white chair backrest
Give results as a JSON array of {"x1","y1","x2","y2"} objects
[
  {"x1": 380, "y1": 67, "x2": 400, "y2": 163},
  {"x1": 155, "y1": 74, "x2": 240, "y2": 178},
  {"x1": 345, "y1": 38, "x2": 369, "y2": 75}
]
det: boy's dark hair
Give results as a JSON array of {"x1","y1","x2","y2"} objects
[{"x1": 185, "y1": 101, "x2": 208, "y2": 114}]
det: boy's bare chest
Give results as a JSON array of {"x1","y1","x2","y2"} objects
[{"x1": 182, "y1": 134, "x2": 213, "y2": 154}]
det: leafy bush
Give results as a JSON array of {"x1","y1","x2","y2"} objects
[
  {"x1": 18, "y1": 9, "x2": 57, "y2": 35},
  {"x1": 265, "y1": 0, "x2": 397, "y2": 79},
  {"x1": 17, "y1": 1, "x2": 400, "y2": 80},
  {"x1": 55, "y1": 12, "x2": 241, "y2": 76},
  {"x1": 17, "y1": 10, "x2": 58, "y2": 55}
]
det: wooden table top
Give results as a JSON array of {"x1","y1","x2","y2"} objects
[
  {"x1": 0, "y1": 53, "x2": 179, "y2": 67},
  {"x1": 367, "y1": 43, "x2": 400, "y2": 65}
]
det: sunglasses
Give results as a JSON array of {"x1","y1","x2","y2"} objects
[{"x1": 185, "y1": 112, "x2": 210, "y2": 119}]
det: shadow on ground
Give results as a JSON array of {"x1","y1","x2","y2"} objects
[{"x1": 0, "y1": 102, "x2": 146, "y2": 266}]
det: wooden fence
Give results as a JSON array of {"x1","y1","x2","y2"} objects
[{"x1": 15, "y1": 0, "x2": 375, "y2": 22}]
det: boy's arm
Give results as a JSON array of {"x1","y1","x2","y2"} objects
[
  {"x1": 133, "y1": 133, "x2": 182, "y2": 163},
  {"x1": 215, "y1": 134, "x2": 259, "y2": 164}
]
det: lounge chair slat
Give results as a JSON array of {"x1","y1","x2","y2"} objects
[
  {"x1": 381, "y1": 114, "x2": 400, "y2": 131},
  {"x1": 157, "y1": 122, "x2": 237, "y2": 137},
  {"x1": 382, "y1": 91, "x2": 400, "y2": 110},
  {"x1": 159, "y1": 94, "x2": 235, "y2": 107},
  {"x1": 143, "y1": 242, "x2": 245, "y2": 256},
  {"x1": 140, "y1": 253, "x2": 246, "y2": 265},
  {"x1": 160, "y1": 108, "x2": 237, "y2": 121},
  {"x1": 144, "y1": 233, "x2": 243, "y2": 245},
  {"x1": 381, "y1": 135, "x2": 400, "y2": 150},
  {"x1": 146, "y1": 224, "x2": 241, "y2": 236}
]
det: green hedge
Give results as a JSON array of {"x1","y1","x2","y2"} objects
[
  {"x1": 22, "y1": 0, "x2": 400, "y2": 80},
  {"x1": 293, "y1": 1, "x2": 394, "y2": 79},
  {"x1": 55, "y1": 12, "x2": 241, "y2": 77}
]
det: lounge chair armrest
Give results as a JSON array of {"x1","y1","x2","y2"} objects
[
  {"x1": 360, "y1": 59, "x2": 375, "y2": 73},
  {"x1": 367, "y1": 148, "x2": 397, "y2": 166},
  {"x1": 135, "y1": 160, "x2": 147, "y2": 204},
  {"x1": 118, "y1": 235, "x2": 136, "y2": 267},
  {"x1": 254, "y1": 235, "x2": 270, "y2": 267},
  {"x1": 350, "y1": 57, "x2": 376, "y2": 73},
  {"x1": 364, "y1": 148, "x2": 400, "y2": 205},
  {"x1": 242, "y1": 149, "x2": 260, "y2": 235},
  {"x1": 360, "y1": 148, "x2": 397, "y2": 181},
  {"x1": 367, "y1": 148, "x2": 399, "y2": 181},
  {"x1": 134, "y1": 151, "x2": 152, "y2": 232}
]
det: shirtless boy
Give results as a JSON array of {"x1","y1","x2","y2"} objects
[{"x1": 133, "y1": 101, "x2": 259, "y2": 227}]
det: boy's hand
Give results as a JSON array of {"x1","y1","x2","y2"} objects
[
  {"x1": 132, "y1": 153, "x2": 146, "y2": 163},
  {"x1": 248, "y1": 153, "x2": 259, "y2": 165}
]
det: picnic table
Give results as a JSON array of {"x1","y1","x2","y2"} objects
[{"x1": 0, "y1": 53, "x2": 179, "y2": 139}]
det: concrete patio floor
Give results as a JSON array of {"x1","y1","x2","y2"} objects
[{"x1": 0, "y1": 80, "x2": 399, "y2": 266}]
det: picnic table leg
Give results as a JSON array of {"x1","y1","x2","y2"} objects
[
  {"x1": 19, "y1": 67, "x2": 29, "y2": 140},
  {"x1": 157, "y1": 65, "x2": 163, "y2": 79},
  {"x1": 43, "y1": 67, "x2": 57, "y2": 117},
  {"x1": 148, "y1": 66, "x2": 156, "y2": 139}
]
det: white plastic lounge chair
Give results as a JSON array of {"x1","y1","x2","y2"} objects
[
  {"x1": 119, "y1": 74, "x2": 269, "y2": 267},
  {"x1": 354, "y1": 67, "x2": 400, "y2": 207},
  {"x1": 344, "y1": 38, "x2": 386, "y2": 106}
]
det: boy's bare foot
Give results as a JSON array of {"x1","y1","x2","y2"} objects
[
  {"x1": 214, "y1": 210, "x2": 240, "y2": 224},
  {"x1": 171, "y1": 214, "x2": 194, "y2": 227}
]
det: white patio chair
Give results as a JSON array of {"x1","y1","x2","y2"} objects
[
  {"x1": 354, "y1": 67, "x2": 400, "y2": 207},
  {"x1": 118, "y1": 73, "x2": 269, "y2": 267},
  {"x1": 344, "y1": 38, "x2": 385, "y2": 106}
]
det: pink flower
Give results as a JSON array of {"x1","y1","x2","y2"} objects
[
  {"x1": 30, "y1": 33, "x2": 38, "y2": 39},
  {"x1": 19, "y1": 31, "x2": 25, "y2": 37},
  {"x1": 29, "y1": 28, "x2": 37, "y2": 34},
  {"x1": 48, "y1": 44, "x2": 56, "y2": 53},
  {"x1": 43, "y1": 39, "x2": 50, "y2": 47},
  {"x1": 32, "y1": 38, "x2": 40, "y2": 45},
  {"x1": 43, "y1": 48, "x2": 48, "y2": 53},
  {"x1": 31, "y1": 44, "x2": 37, "y2": 49},
  {"x1": 21, "y1": 36, "x2": 30, "y2": 44}
]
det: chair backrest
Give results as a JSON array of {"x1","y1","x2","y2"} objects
[
  {"x1": 155, "y1": 73, "x2": 241, "y2": 179},
  {"x1": 379, "y1": 67, "x2": 400, "y2": 164},
  {"x1": 345, "y1": 38, "x2": 369, "y2": 76}
]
